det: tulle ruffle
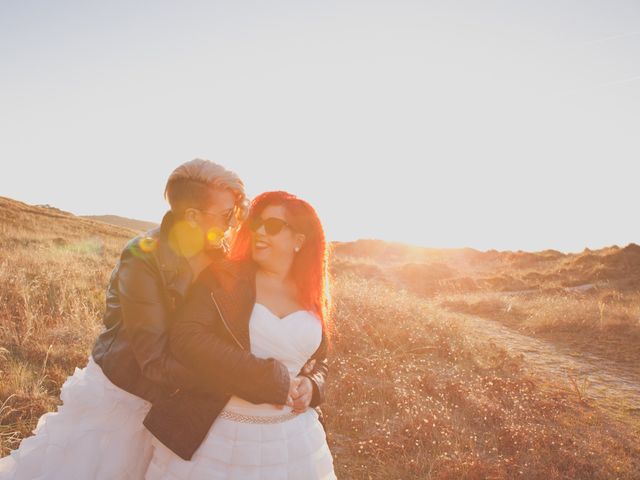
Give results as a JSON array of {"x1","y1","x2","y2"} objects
[
  {"x1": 0, "y1": 356, "x2": 153, "y2": 480},
  {"x1": 146, "y1": 408, "x2": 336, "y2": 480}
]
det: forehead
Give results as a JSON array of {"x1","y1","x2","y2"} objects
[
  {"x1": 207, "y1": 189, "x2": 236, "y2": 210},
  {"x1": 260, "y1": 204, "x2": 287, "y2": 219}
]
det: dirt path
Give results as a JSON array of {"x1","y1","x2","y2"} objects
[{"x1": 454, "y1": 311, "x2": 640, "y2": 419}]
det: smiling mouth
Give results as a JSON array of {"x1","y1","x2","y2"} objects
[{"x1": 254, "y1": 240, "x2": 270, "y2": 249}]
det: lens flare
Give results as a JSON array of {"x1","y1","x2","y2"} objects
[
  {"x1": 168, "y1": 221, "x2": 205, "y2": 258},
  {"x1": 206, "y1": 227, "x2": 225, "y2": 248},
  {"x1": 139, "y1": 236, "x2": 158, "y2": 253}
]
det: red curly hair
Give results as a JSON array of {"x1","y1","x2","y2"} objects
[{"x1": 229, "y1": 191, "x2": 332, "y2": 336}]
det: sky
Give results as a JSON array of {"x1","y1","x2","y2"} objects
[{"x1": 1, "y1": 0, "x2": 639, "y2": 252}]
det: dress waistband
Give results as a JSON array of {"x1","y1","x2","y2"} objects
[{"x1": 219, "y1": 409, "x2": 302, "y2": 424}]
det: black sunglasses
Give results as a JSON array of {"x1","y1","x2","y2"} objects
[
  {"x1": 248, "y1": 216, "x2": 293, "y2": 235},
  {"x1": 197, "y1": 207, "x2": 236, "y2": 226}
]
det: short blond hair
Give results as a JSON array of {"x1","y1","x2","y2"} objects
[{"x1": 164, "y1": 159, "x2": 248, "y2": 218}]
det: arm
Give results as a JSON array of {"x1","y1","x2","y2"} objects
[
  {"x1": 169, "y1": 278, "x2": 291, "y2": 405},
  {"x1": 117, "y1": 247, "x2": 198, "y2": 391},
  {"x1": 297, "y1": 330, "x2": 329, "y2": 408}
]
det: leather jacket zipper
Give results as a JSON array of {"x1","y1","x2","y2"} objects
[{"x1": 210, "y1": 292, "x2": 245, "y2": 351}]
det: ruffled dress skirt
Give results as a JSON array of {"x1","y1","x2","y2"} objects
[
  {"x1": 0, "y1": 356, "x2": 154, "y2": 480},
  {"x1": 146, "y1": 400, "x2": 336, "y2": 480},
  {"x1": 145, "y1": 304, "x2": 337, "y2": 479}
]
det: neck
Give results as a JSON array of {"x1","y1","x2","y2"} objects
[
  {"x1": 257, "y1": 263, "x2": 292, "y2": 284},
  {"x1": 187, "y1": 251, "x2": 214, "y2": 278}
]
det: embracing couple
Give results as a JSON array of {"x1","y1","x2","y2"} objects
[{"x1": 0, "y1": 159, "x2": 337, "y2": 479}]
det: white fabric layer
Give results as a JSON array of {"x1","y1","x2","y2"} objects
[
  {"x1": 146, "y1": 303, "x2": 336, "y2": 480},
  {"x1": 0, "y1": 356, "x2": 153, "y2": 480}
]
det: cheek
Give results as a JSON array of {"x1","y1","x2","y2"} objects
[
  {"x1": 272, "y1": 235, "x2": 296, "y2": 258},
  {"x1": 211, "y1": 220, "x2": 227, "y2": 232},
  {"x1": 250, "y1": 240, "x2": 265, "y2": 260}
]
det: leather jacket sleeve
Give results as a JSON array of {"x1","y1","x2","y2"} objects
[
  {"x1": 297, "y1": 330, "x2": 329, "y2": 408},
  {"x1": 169, "y1": 279, "x2": 291, "y2": 406},
  {"x1": 117, "y1": 248, "x2": 197, "y2": 391}
]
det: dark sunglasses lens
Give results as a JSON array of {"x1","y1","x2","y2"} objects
[
  {"x1": 263, "y1": 218, "x2": 287, "y2": 235},
  {"x1": 248, "y1": 217, "x2": 289, "y2": 235}
]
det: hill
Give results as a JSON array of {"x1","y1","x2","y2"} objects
[
  {"x1": 81, "y1": 215, "x2": 158, "y2": 233},
  {"x1": 333, "y1": 238, "x2": 640, "y2": 294}
]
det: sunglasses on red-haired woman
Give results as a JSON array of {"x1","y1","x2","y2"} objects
[{"x1": 248, "y1": 216, "x2": 294, "y2": 236}]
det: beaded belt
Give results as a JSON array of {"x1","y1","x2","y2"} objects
[{"x1": 219, "y1": 409, "x2": 301, "y2": 424}]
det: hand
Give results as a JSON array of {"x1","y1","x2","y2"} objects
[
  {"x1": 301, "y1": 359, "x2": 316, "y2": 375},
  {"x1": 272, "y1": 376, "x2": 302, "y2": 410},
  {"x1": 290, "y1": 376, "x2": 313, "y2": 413}
]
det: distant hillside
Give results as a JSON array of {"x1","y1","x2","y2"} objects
[
  {"x1": 82, "y1": 215, "x2": 158, "y2": 233},
  {"x1": 0, "y1": 197, "x2": 156, "y2": 237},
  {"x1": 0, "y1": 196, "x2": 136, "y2": 242},
  {"x1": 3, "y1": 195, "x2": 637, "y2": 295},
  {"x1": 332, "y1": 238, "x2": 640, "y2": 294}
]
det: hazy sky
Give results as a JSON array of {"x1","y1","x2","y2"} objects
[{"x1": 1, "y1": 1, "x2": 638, "y2": 252}]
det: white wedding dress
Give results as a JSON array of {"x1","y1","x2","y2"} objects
[
  {"x1": 0, "y1": 356, "x2": 154, "y2": 480},
  {"x1": 145, "y1": 302, "x2": 337, "y2": 480}
]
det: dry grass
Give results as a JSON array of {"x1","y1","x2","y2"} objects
[
  {"x1": 0, "y1": 196, "x2": 133, "y2": 453},
  {"x1": 325, "y1": 274, "x2": 640, "y2": 479},
  {"x1": 2, "y1": 197, "x2": 640, "y2": 478},
  {"x1": 440, "y1": 289, "x2": 640, "y2": 373}
]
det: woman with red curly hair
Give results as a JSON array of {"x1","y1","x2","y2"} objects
[
  {"x1": 145, "y1": 191, "x2": 336, "y2": 479},
  {"x1": 229, "y1": 191, "x2": 332, "y2": 333}
]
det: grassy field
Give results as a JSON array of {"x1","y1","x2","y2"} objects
[
  {"x1": 1, "y1": 196, "x2": 640, "y2": 478},
  {"x1": 335, "y1": 240, "x2": 640, "y2": 377},
  {"x1": 440, "y1": 288, "x2": 640, "y2": 376},
  {"x1": 324, "y1": 274, "x2": 640, "y2": 479}
]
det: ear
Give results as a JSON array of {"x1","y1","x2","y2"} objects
[
  {"x1": 294, "y1": 233, "x2": 306, "y2": 252},
  {"x1": 183, "y1": 208, "x2": 200, "y2": 227}
]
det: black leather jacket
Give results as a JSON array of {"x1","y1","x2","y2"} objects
[
  {"x1": 143, "y1": 260, "x2": 329, "y2": 460},
  {"x1": 91, "y1": 211, "x2": 327, "y2": 406}
]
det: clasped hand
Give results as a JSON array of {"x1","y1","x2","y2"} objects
[{"x1": 271, "y1": 376, "x2": 312, "y2": 413}]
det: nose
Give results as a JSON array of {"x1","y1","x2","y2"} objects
[
  {"x1": 254, "y1": 223, "x2": 267, "y2": 235},
  {"x1": 252, "y1": 230, "x2": 268, "y2": 245}
]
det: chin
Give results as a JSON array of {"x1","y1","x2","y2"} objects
[{"x1": 251, "y1": 246, "x2": 268, "y2": 262}]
